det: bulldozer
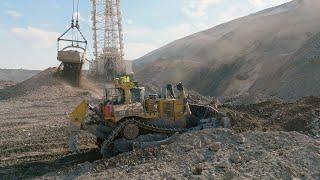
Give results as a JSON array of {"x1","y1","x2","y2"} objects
[{"x1": 69, "y1": 76, "x2": 217, "y2": 157}]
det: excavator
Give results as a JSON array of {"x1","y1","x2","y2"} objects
[{"x1": 69, "y1": 76, "x2": 217, "y2": 157}]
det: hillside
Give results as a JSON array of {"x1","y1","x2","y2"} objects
[
  {"x1": 252, "y1": 32, "x2": 320, "y2": 99},
  {"x1": 133, "y1": 0, "x2": 320, "y2": 100},
  {"x1": 0, "y1": 69, "x2": 40, "y2": 82}
]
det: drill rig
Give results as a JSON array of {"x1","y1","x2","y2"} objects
[
  {"x1": 89, "y1": 0, "x2": 126, "y2": 81},
  {"x1": 69, "y1": 76, "x2": 216, "y2": 157}
]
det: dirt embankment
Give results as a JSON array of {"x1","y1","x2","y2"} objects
[{"x1": 230, "y1": 96, "x2": 320, "y2": 137}]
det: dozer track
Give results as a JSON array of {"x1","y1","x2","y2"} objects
[{"x1": 100, "y1": 118, "x2": 187, "y2": 157}]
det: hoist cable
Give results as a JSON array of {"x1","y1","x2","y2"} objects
[
  {"x1": 72, "y1": 0, "x2": 75, "y2": 22},
  {"x1": 76, "y1": 0, "x2": 80, "y2": 45},
  {"x1": 76, "y1": 0, "x2": 80, "y2": 22}
]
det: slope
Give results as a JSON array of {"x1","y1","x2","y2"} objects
[
  {"x1": 0, "y1": 69, "x2": 40, "y2": 82},
  {"x1": 133, "y1": 0, "x2": 320, "y2": 100},
  {"x1": 251, "y1": 32, "x2": 320, "y2": 99}
]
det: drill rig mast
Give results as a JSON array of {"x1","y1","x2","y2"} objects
[{"x1": 90, "y1": 0, "x2": 125, "y2": 81}]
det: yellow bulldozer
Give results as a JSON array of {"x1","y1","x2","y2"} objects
[{"x1": 69, "y1": 76, "x2": 217, "y2": 157}]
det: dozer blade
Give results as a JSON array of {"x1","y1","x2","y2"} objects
[
  {"x1": 69, "y1": 100, "x2": 88, "y2": 126},
  {"x1": 189, "y1": 104, "x2": 218, "y2": 119}
]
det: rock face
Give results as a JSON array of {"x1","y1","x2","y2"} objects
[{"x1": 133, "y1": 0, "x2": 320, "y2": 101}]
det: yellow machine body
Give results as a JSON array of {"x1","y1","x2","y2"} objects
[
  {"x1": 70, "y1": 76, "x2": 191, "y2": 128},
  {"x1": 157, "y1": 99, "x2": 185, "y2": 121},
  {"x1": 69, "y1": 100, "x2": 88, "y2": 126}
]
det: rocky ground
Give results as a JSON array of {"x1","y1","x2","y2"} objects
[
  {"x1": 44, "y1": 129, "x2": 320, "y2": 179},
  {"x1": 230, "y1": 96, "x2": 320, "y2": 138},
  {"x1": 0, "y1": 69, "x2": 319, "y2": 179},
  {"x1": 0, "y1": 68, "x2": 103, "y2": 179}
]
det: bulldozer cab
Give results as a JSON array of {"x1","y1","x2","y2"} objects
[
  {"x1": 104, "y1": 76, "x2": 145, "y2": 105},
  {"x1": 131, "y1": 87, "x2": 145, "y2": 103},
  {"x1": 105, "y1": 88, "x2": 125, "y2": 105}
]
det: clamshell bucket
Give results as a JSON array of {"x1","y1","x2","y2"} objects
[
  {"x1": 57, "y1": 49, "x2": 86, "y2": 64},
  {"x1": 56, "y1": 18, "x2": 88, "y2": 86},
  {"x1": 57, "y1": 19, "x2": 88, "y2": 65}
]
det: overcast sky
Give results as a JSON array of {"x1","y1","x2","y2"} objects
[{"x1": 0, "y1": 0, "x2": 291, "y2": 70}]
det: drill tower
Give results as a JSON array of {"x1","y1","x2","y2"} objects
[{"x1": 90, "y1": 0, "x2": 125, "y2": 81}]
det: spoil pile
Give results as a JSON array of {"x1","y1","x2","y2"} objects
[
  {"x1": 231, "y1": 96, "x2": 320, "y2": 138},
  {"x1": 43, "y1": 129, "x2": 320, "y2": 179},
  {"x1": 218, "y1": 93, "x2": 283, "y2": 106},
  {"x1": 0, "y1": 67, "x2": 102, "y2": 101},
  {"x1": 0, "y1": 68, "x2": 103, "y2": 179},
  {"x1": 0, "y1": 68, "x2": 61, "y2": 100}
]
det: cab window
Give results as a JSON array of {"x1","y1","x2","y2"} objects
[{"x1": 105, "y1": 88, "x2": 124, "y2": 105}]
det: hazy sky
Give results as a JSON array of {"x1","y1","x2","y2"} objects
[{"x1": 0, "y1": 0, "x2": 291, "y2": 70}]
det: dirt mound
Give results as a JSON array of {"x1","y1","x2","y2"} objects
[
  {"x1": 218, "y1": 93, "x2": 283, "y2": 106},
  {"x1": 231, "y1": 96, "x2": 320, "y2": 137},
  {"x1": 42, "y1": 129, "x2": 320, "y2": 179},
  {"x1": 0, "y1": 68, "x2": 60, "y2": 99},
  {"x1": 0, "y1": 68, "x2": 103, "y2": 100},
  {"x1": 218, "y1": 108, "x2": 263, "y2": 133},
  {"x1": 187, "y1": 90, "x2": 214, "y2": 105},
  {"x1": 0, "y1": 68, "x2": 104, "y2": 179}
]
